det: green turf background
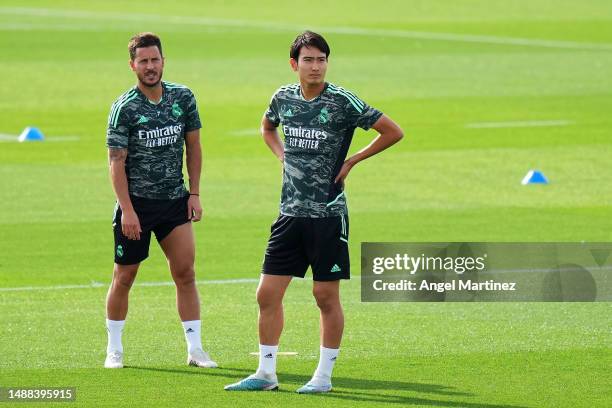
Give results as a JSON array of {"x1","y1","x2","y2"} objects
[{"x1": 0, "y1": 1, "x2": 610, "y2": 407}]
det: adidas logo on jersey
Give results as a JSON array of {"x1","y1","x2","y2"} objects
[{"x1": 331, "y1": 264, "x2": 341, "y2": 273}]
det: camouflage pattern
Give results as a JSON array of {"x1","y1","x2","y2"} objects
[
  {"x1": 106, "y1": 81, "x2": 201, "y2": 199},
  {"x1": 265, "y1": 82, "x2": 383, "y2": 218}
]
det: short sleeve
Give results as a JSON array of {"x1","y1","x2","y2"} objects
[
  {"x1": 347, "y1": 95, "x2": 383, "y2": 131},
  {"x1": 106, "y1": 104, "x2": 130, "y2": 148},
  {"x1": 185, "y1": 89, "x2": 202, "y2": 132},
  {"x1": 264, "y1": 92, "x2": 280, "y2": 127}
]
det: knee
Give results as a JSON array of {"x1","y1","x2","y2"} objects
[
  {"x1": 256, "y1": 287, "x2": 282, "y2": 311},
  {"x1": 313, "y1": 287, "x2": 339, "y2": 312},
  {"x1": 173, "y1": 265, "x2": 195, "y2": 288},
  {"x1": 113, "y1": 266, "x2": 137, "y2": 290}
]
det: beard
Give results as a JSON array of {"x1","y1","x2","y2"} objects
[{"x1": 137, "y1": 69, "x2": 163, "y2": 88}]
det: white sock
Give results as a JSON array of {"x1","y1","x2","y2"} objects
[
  {"x1": 182, "y1": 320, "x2": 202, "y2": 354},
  {"x1": 312, "y1": 346, "x2": 339, "y2": 384},
  {"x1": 256, "y1": 344, "x2": 278, "y2": 378},
  {"x1": 106, "y1": 319, "x2": 125, "y2": 354}
]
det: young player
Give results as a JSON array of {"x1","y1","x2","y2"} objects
[{"x1": 225, "y1": 31, "x2": 403, "y2": 393}]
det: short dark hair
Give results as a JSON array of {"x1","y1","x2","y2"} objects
[
  {"x1": 128, "y1": 32, "x2": 163, "y2": 60},
  {"x1": 290, "y1": 31, "x2": 330, "y2": 60}
]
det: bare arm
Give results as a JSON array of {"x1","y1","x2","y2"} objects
[
  {"x1": 108, "y1": 147, "x2": 141, "y2": 240},
  {"x1": 185, "y1": 129, "x2": 203, "y2": 222},
  {"x1": 261, "y1": 115, "x2": 284, "y2": 163},
  {"x1": 334, "y1": 114, "x2": 404, "y2": 184}
]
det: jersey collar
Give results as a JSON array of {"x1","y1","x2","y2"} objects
[
  {"x1": 298, "y1": 82, "x2": 329, "y2": 102},
  {"x1": 134, "y1": 81, "x2": 165, "y2": 105}
]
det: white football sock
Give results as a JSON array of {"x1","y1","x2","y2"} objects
[
  {"x1": 256, "y1": 344, "x2": 278, "y2": 378},
  {"x1": 106, "y1": 319, "x2": 125, "y2": 354},
  {"x1": 182, "y1": 320, "x2": 203, "y2": 354},
  {"x1": 312, "y1": 346, "x2": 339, "y2": 384}
]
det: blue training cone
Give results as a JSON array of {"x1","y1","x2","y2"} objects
[
  {"x1": 18, "y1": 126, "x2": 45, "y2": 142},
  {"x1": 521, "y1": 169, "x2": 548, "y2": 185}
]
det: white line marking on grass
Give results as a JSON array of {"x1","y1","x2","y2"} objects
[
  {"x1": 2, "y1": 7, "x2": 612, "y2": 51},
  {"x1": 0, "y1": 266, "x2": 612, "y2": 292},
  {"x1": 321, "y1": 28, "x2": 612, "y2": 51},
  {"x1": 0, "y1": 133, "x2": 80, "y2": 142},
  {"x1": 228, "y1": 129, "x2": 259, "y2": 137},
  {"x1": 4, "y1": 264, "x2": 609, "y2": 293},
  {"x1": 465, "y1": 120, "x2": 574, "y2": 129},
  {"x1": 0, "y1": 278, "x2": 259, "y2": 292}
]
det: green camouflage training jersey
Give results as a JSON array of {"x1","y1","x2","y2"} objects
[
  {"x1": 265, "y1": 82, "x2": 383, "y2": 218},
  {"x1": 106, "y1": 81, "x2": 201, "y2": 200}
]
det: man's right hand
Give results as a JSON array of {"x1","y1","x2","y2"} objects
[{"x1": 121, "y1": 208, "x2": 142, "y2": 240}]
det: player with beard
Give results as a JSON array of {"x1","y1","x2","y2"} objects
[{"x1": 104, "y1": 32, "x2": 216, "y2": 369}]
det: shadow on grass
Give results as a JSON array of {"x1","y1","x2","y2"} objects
[{"x1": 124, "y1": 366, "x2": 528, "y2": 407}]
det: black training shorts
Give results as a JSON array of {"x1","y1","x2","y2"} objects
[
  {"x1": 112, "y1": 194, "x2": 190, "y2": 265},
  {"x1": 262, "y1": 214, "x2": 350, "y2": 281}
]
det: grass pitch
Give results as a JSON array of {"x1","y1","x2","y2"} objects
[{"x1": 1, "y1": 1, "x2": 611, "y2": 407}]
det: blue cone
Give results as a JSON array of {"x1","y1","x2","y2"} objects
[
  {"x1": 521, "y1": 169, "x2": 548, "y2": 185},
  {"x1": 18, "y1": 127, "x2": 45, "y2": 142}
]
